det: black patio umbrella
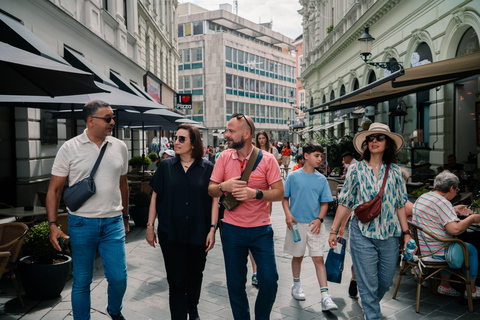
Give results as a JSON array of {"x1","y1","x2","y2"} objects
[{"x1": 0, "y1": 42, "x2": 106, "y2": 97}]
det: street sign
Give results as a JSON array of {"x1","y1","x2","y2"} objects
[{"x1": 175, "y1": 94, "x2": 192, "y2": 109}]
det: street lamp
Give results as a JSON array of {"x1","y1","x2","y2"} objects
[{"x1": 358, "y1": 25, "x2": 403, "y2": 72}]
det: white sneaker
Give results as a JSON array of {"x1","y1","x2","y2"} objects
[
  {"x1": 291, "y1": 283, "x2": 306, "y2": 300},
  {"x1": 321, "y1": 294, "x2": 338, "y2": 312}
]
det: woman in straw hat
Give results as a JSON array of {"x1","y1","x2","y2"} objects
[{"x1": 328, "y1": 123, "x2": 412, "y2": 320}]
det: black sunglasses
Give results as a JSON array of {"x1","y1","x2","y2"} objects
[
  {"x1": 91, "y1": 115, "x2": 116, "y2": 123},
  {"x1": 232, "y1": 113, "x2": 254, "y2": 134},
  {"x1": 366, "y1": 134, "x2": 386, "y2": 142},
  {"x1": 173, "y1": 135, "x2": 188, "y2": 143}
]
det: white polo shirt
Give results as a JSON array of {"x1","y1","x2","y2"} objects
[{"x1": 51, "y1": 129, "x2": 128, "y2": 218}]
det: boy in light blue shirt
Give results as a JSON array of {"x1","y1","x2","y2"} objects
[{"x1": 282, "y1": 141, "x2": 337, "y2": 312}]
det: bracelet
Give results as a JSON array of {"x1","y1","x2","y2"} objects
[
  {"x1": 48, "y1": 221, "x2": 58, "y2": 226},
  {"x1": 329, "y1": 231, "x2": 338, "y2": 235},
  {"x1": 402, "y1": 229, "x2": 411, "y2": 236},
  {"x1": 316, "y1": 217, "x2": 324, "y2": 223},
  {"x1": 331, "y1": 226, "x2": 339, "y2": 233},
  {"x1": 146, "y1": 223, "x2": 154, "y2": 227}
]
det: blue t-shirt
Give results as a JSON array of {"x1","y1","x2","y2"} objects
[{"x1": 284, "y1": 168, "x2": 333, "y2": 222}]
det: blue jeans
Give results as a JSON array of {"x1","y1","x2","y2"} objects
[
  {"x1": 222, "y1": 223, "x2": 278, "y2": 320},
  {"x1": 68, "y1": 214, "x2": 128, "y2": 320},
  {"x1": 350, "y1": 220, "x2": 399, "y2": 320}
]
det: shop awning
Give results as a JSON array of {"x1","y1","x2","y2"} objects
[
  {"x1": 0, "y1": 12, "x2": 67, "y2": 64},
  {"x1": 306, "y1": 52, "x2": 480, "y2": 114},
  {"x1": 64, "y1": 47, "x2": 118, "y2": 88}
]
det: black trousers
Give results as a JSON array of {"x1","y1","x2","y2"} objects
[{"x1": 158, "y1": 230, "x2": 207, "y2": 320}]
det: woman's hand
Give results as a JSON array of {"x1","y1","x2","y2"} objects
[
  {"x1": 146, "y1": 227, "x2": 157, "y2": 248},
  {"x1": 205, "y1": 229, "x2": 215, "y2": 252},
  {"x1": 328, "y1": 233, "x2": 338, "y2": 249}
]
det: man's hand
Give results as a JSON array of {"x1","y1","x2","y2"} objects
[
  {"x1": 308, "y1": 219, "x2": 322, "y2": 235},
  {"x1": 220, "y1": 176, "x2": 242, "y2": 193},
  {"x1": 285, "y1": 213, "x2": 297, "y2": 231},
  {"x1": 49, "y1": 225, "x2": 69, "y2": 252},
  {"x1": 123, "y1": 218, "x2": 130, "y2": 234}
]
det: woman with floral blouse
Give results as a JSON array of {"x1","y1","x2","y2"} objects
[{"x1": 328, "y1": 123, "x2": 412, "y2": 320}]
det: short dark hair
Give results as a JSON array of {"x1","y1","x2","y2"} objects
[
  {"x1": 302, "y1": 141, "x2": 324, "y2": 155},
  {"x1": 360, "y1": 135, "x2": 397, "y2": 164},
  {"x1": 342, "y1": 151, "x2": 353, "y2": 158},
  {"x1": 176, "y1": 123, "x2": 204, "y2": 159},
  {"x1": 296, "y1": 153, "x2": 304, "y2": 161},
  {"x1": 83, "y1": 100, "x2": 110, "y2": 122}
]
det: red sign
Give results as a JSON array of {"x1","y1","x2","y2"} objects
[{"x1": 146, "y1": 76, "x2": 161, "y2": 103}]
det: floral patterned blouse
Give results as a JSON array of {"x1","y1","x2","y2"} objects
[{"x1": 338, "y1": 160, "x2": 408, "y2": 240}]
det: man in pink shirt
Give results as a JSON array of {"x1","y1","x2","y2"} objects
[{"x1": 209, "y1": 113, "x2": 284, "y2": 320}]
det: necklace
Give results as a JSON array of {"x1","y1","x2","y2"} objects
[{"x1": 181, "y1": 159, "x2": 194, "y2": 168}]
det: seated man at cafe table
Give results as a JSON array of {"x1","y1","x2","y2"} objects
[
  {"x1": 412, "y1": 171, "x2": 480, "y2": 298},
  {"x1": 442, "y1": 154, "x2": 464, "y2": 178}
]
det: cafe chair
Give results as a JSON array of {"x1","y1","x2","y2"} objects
[
  {"x1": 0, "y1": 251, "x2": 11, "y2": 279},
  {"x1": 326, "y1": 178, "x2": 343, "y2": 213},
  {"x1": 392, "y1": 221, "x2": 474, "y2": 313},
  {"x1": 0, "y1": 222, "x2": 29, "y2": 307}
]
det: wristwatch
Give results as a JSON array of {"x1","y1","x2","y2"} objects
[
  {"x1": 255, "y1": 189, "x2": 263, "y2": 200},
  {"x1": 316, "y1": 217, "x2": 324, "y2": 223}
]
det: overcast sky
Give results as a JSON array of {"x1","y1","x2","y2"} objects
[{"x1": 182, "y1": 0, "x2": 303, "y2": 40}]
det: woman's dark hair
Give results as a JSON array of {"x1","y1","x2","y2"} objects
[
  {"x1": 83, "y1": 100, "x2": 110, "y2": 122},
  {"x1": 302, "y1": 141, "x2": 324, "y2": 154},
  {"x1": 284, "y1": 141, "x2": 290, "y2": 149},
  {"x1": 255, "y1": 130, "x2": 271, "y2": 151},
  {"x1": 176, "y1": 123, "x2": 204, "y2": 159},
  {"x1": 360, "y1": 135, "x2": 397, "y2": 164}
]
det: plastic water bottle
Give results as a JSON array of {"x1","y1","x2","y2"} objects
[
  {"x1": 292, "y1": 222, "x2": 301, "y2": 242},
  {"x1": 404, "y1": 239, "x2": 416, "y2": 261}
]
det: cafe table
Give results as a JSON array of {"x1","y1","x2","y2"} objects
[{"x1": 0, "y1": 206, "x2": 54, "y2": 221}]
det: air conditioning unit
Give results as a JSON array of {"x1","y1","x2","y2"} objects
[{"x1": 365, "y1": 106, "x2": 375, "y2": 116}]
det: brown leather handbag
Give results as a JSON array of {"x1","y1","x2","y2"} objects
[{"x1": 355, "y1": 165, "x2": 389, "y2": 223}]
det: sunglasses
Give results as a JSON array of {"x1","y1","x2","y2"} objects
[
  {"x1": 366, "y1": 134, "x2": 386, "y2": 142},
  {"x1": 91, "y1": 115, "x2": 116, "y2": 123},
  {"x1": 173, "y1": 135, "x2": 188, "y2": 143},
  {"x1": 232, "y1": 113, "x2": 254, "y2": 134}
]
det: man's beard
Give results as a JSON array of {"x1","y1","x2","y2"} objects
[{"x1": 228, "y1": 137, "x2": 246, "y2": 150}]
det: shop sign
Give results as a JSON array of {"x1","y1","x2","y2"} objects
[
  {"x1": 146, "y1": 75, "x2": 161, "y2": 103},
  {"x1": 176, "y1": 94, "x2": 192, "y2": 109}
]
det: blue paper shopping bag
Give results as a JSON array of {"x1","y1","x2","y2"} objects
[{"x1": 325, "y1": 237, "x2": 347, "y2": 283}]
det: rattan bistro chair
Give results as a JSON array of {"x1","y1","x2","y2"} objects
[
  {"x1": 392, "y1": 221, "x2": 474, "y2": 312},
  {"x1": 0, "y1": 222, "x2": 29, "y2": 307},
  {"x1": 0, "y1": 251, "x2": 11, "y2": 279}
]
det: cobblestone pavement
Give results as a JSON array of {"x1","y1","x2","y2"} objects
[{"x1": 2, "y1": 172, "x2": 480, "y2": 319}]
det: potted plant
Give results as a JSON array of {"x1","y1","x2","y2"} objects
[
  {"x1": 129, "y1": 156, "x2": 152, "y2": 172},
  {"x1": 147, "y1": 152, "x2": 158, "y2": 163},
  {"x1": 470, "y1": 197, "x2": 480, "y2": 214},
  {"x1": 18, "y1": 221, "x2": 72, "y2": 300},
  {"x1": 411, "y1": 187, "x2": 430, "y2": 199},
  {"x1": 131, "y1": 191, "x2": 151, "y2": 227}
]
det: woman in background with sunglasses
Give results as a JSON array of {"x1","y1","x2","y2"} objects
[
  {"x1": 327, "y1": 123, "x2": 411, "y2": 320},
  {"x1": 146, "y1": 123, "x2": 218, "y2": 320}
]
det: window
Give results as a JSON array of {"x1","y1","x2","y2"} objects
[
  {"x1": 178, "y1": 25, "x2": 184, "y2": 38},
  {"x1": 225, "y1": 47, "x2": 232, "y2": 61},
  {"x1": 232, "y1": 75, "x2": 237, "y2": 89},
  {"x1": 192, "y1": 48, "x2": 202, "y2": 62},
  {"x1": 232, "y1": 49, "x2": 237, "y2": 64},
  {"x1": 238, "y1": 76, "x2": 244, "y2": 90},
  {"x1": 184, "y1": 49, "x2": 191, "y2": 63},
  {"x1": 193, "y1": 21, "x2": 203, "y2": 35},
  {"x1": 192, "y1": 75, "x2": 203, "y2": 88},
  {"x1": 250, "y1": 104, "x2": 255, "y2": 116},
  {"x1": 123, "y1": 0, "x2": 128, "y2": 28},
  {"x1": 185, "y1": 23, "x2": 192, "y2": 36},
  {"x1": 178, "y1": 76, "x2": 184, "y2": 90},
  {"x1": 259, "y1": 57, "x2": 265, "y2": 70},
  {"x1": 226, "y1": 101, "x2": 233, "y2": 114},
  {"x1": 225, "y1": 74, "x2": 232, "y2": 88},
  {"x1": 178, "y1": 50, "x2": 183, "y2": 64},
  {"x1": 209, "y1": 22, "x2": 216, "y2": 32},
  {"x1": 238, "y1": 51, "x2": 244, "y2": 65},
  {"x1": 184, "y1": 76, "x2": 191, "y2": 89},
  {"x1": 193, "y1": 101, "x2": 203, "y2": 114}
]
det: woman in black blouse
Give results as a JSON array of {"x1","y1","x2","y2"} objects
[{"x1": 146, "y1": 124, "x2": 218, "y2": 320}]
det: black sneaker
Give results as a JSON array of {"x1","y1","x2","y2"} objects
[
  {"x1": 349, "y1": 278, "x2": 358, "y2": 297},
  {"x1": 188, "y1": 307, "x2": 200, "y2": 320},
  {"x1": 105, "y1": 306, "x2": 126, "y2": 320}
]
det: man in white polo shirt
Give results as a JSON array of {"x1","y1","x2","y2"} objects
[{"x1": 46, "y1": 100, "x2": 129, "y2": 320}]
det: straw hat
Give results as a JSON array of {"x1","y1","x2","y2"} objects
[{"x1": 353, "y1": 122, "x2": 405, "y2": 155}]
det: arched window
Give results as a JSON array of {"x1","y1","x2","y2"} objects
[
  {"x1": 368, "y1": 71, "x2": 376, "y2": 84},
  {"x1": 340, "y1": 84, "x2": 346, "y2": 97},
  {"x1": 352, "y1": 78, "x2": 359, "y2": 91},
  {"x1": 456, "y1": 27, "x2": 479, "y2": 57},
  {"x1": 330, "y1": 90, "x2": 335, "y2": 101},
  {"x1": 322, "y1": 95, "x2": 326, "y2": 104}
]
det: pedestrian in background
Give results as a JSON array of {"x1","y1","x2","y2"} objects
[
  {"x1": 282, "y1": 141, "x2": 292, "y2": 176},
  {"x1": 47, "y1": 100, "x2": 129, "y2": 320},
  {"x1": 328, "y1": 123, "x2": 411, "y2": 320},
  {"x1": 146, "y1": 124, "x2": 218, "y2": 320},
  {"x1": 209, "y1": 114, "x2": 284, "y2": 320},
  {"x1": 282, "y1": 141, "x2": 338, "y2": 312}
]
